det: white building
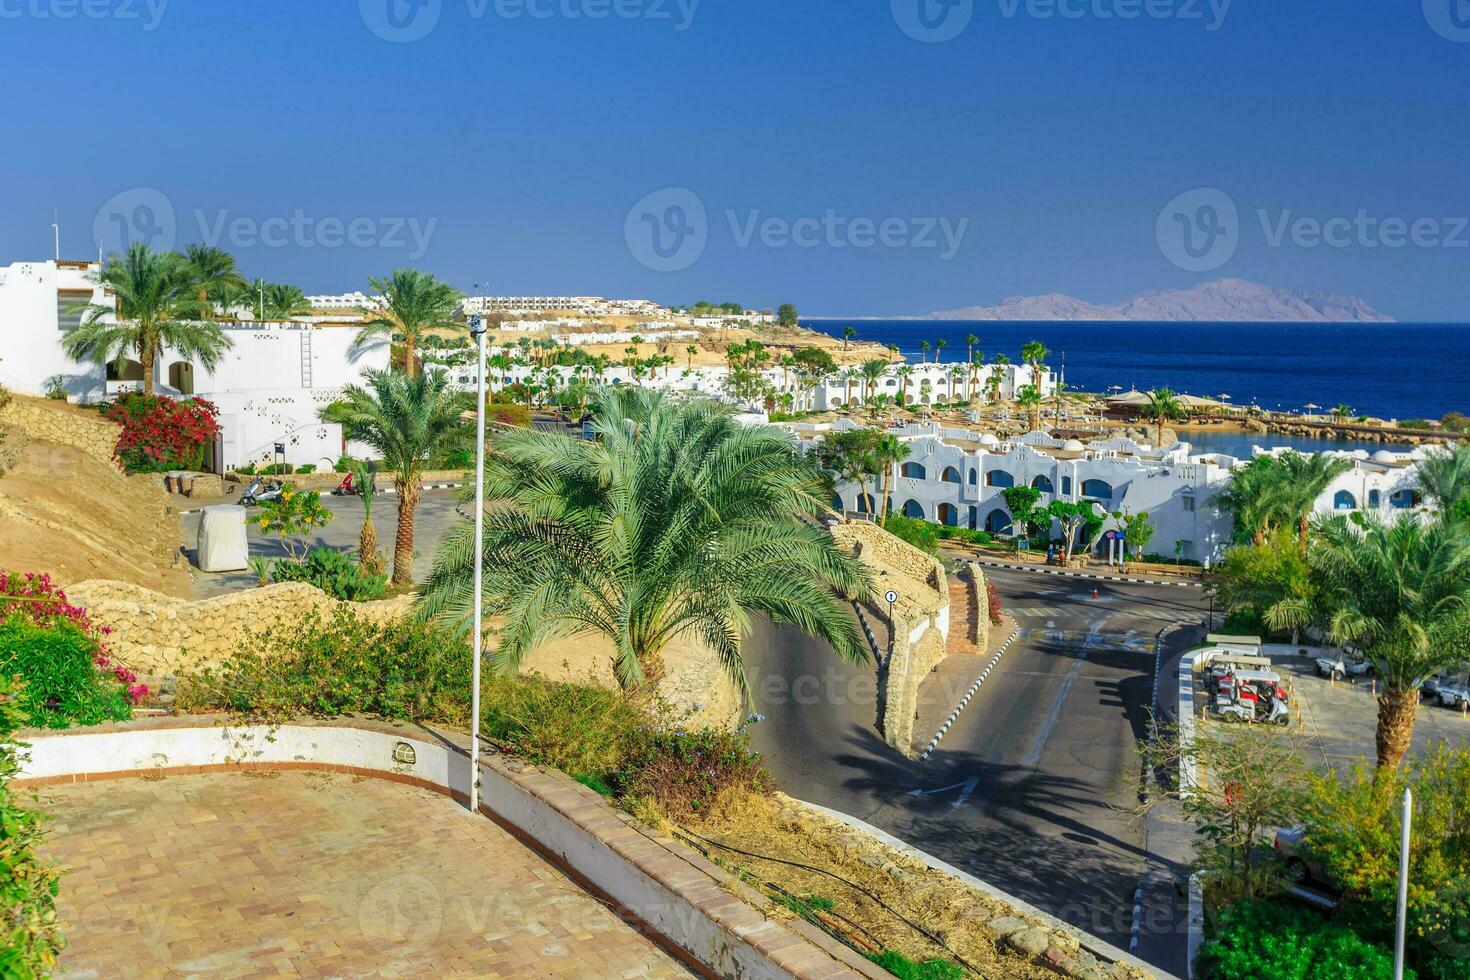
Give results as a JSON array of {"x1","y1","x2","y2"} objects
[
  {"x1": 0, "y1": 259, "x2": 389, "y2": 470},
  {"x1": 459, "y1": 296, "x2": 670, "y2": 319},
  {"x1": 802, "y1": 421, "x2": 1432, "y2": 564},
  {"x1": 800, "y1": 362, "x2": 1054, "y2": 411},
  {"x1": 305, "y1": 291, "x2": 381, "y2": 310}
]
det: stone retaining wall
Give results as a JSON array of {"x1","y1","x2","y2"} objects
[
  {"x1": 66, "y1": 580, "x2": 413, "y2": 673},
  {"x1": 0, "y1": 395, "x2": 119, "y2": 465}
]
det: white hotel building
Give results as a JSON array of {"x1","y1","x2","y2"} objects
[
  {"x1": 0, "y1": 259, "x2": 389, "y2": 471},
  {"x1": 802, "y1": 420, "x2": 1431, "y2": 564}
]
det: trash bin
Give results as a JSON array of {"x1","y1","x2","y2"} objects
[
  {"x1": 165, "y1": 471, "x2": 181, "y2": 494},
  {"x1": 197, "y1": 505, "x2": 249, "y2": 572},
  {"x1": 179, "y1": 472, "x2": 195, "y2": 497}
]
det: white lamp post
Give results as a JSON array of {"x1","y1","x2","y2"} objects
[
  {"x1": 1394, "y1": 786, "x2": 1412, "y2": 980},
  {"x1": 468, "y1": 312, "x2": 488, "y2": 815}
]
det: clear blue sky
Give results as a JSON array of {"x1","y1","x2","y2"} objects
[{"x1": 3, "y1": 2, "x2": 1467, "y2": 319}]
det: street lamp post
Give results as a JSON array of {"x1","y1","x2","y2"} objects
[
  {"x1": 468, "y1": 312, "x2": 488, "y2": 815},
  {"x1": 1394, "y1": 787, "x2": 1413, "y2": 980}
]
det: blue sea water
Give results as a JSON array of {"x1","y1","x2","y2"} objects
[{"x1": 802, "y1": 319, "x2": 1470, "y2": 425}]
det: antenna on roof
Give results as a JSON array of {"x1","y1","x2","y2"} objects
[{"x1": 51, "y1": 211, "x2": 60, "y2": 261}]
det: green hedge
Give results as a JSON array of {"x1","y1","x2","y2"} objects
[
  {"x1": 882, "y1": 515, "x2": 940, "y2": 554},
  {"x1": 0, "y1": 617, "x2": 132, "y2": 730},
  {"x1": 1195, "y1": 900, "x2": 1403, "y2": 979}
]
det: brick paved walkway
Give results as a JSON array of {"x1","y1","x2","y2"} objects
[{"x1": 39, "y1": 772, "x2": 691, "y2": 978}]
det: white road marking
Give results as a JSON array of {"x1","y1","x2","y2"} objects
[{"x1": 905, "y1": 776, "x2": 980, "y2": 810}]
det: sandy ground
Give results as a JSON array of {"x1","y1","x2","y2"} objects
[{"x1": 0, "y1": 428, "x2": 192, "y2": 596}]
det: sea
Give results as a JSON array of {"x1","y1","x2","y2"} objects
[{"x1": 803, "y1": 319, "x2": 1470, "y2": 455}]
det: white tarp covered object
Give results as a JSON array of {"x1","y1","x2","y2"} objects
[{"x1": 197, "y1": 505, "x2": 249, "y2": 572}]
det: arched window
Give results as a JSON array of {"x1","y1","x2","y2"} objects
[
  {"x1": 968, "y1": 468, "x2": 977, "y2": 485},
  {"x1": 938, "y1": 503, "x2": 959, "y2": 527},
  {"x1": 984, "y1": 508, "x2": 1012, "y2": 534},
  {"x1": 941, "y1": 466, "x2": 962, "y2": 484},
  {"x1": 902, "y1": 499, "x2": 925, "y2": 519},
  {"x1": 1061, "y1": 476, "x2": 1073, "y2": 496},
  {"x1": 1032, "y1": 475, "x2": 1054, "y2": 493},
  {"x1": 901, "y1": 462, "x2": 927, "y2": 480},
  {"x1": 857, "y1": 493, "x2": 876, "y2": 514},
  {"x1": 1390, "y1": 489, "x2": 1419, "y2": 509},
  {"x1": 985, "y1": 470, "x2": 1015, "y2": 488},
  {"x1": 1333, "y1": 490, "x2": 1357, "y2": 511},
  {"x1": 1081, "y1": 479, "x2": 1113, "y2": 500},
  {"x1": 1367, "y1": 489, "x2": 1382, "y2": 509},
  {"x1": 831, "y1": 493, "x2": 844, "y2": 511}
]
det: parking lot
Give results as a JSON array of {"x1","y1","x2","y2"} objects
[
  {"x1": 179, "y1": 488, "x2": 467, "y2": 598},
  {"x1": 1201, "y1": 655, "x2": 1470, "y2": 768}
]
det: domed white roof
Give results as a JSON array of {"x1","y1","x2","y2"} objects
[
  {"x1": 1063, "y1": 439, "x2": 1086, "y2": 451},
  {"x1": 1371, "y1": 450, "x2": 1398, "y2": 463}
]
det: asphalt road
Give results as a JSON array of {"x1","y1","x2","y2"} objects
[{"x1": 743, "y1": 564, "x2": 1208, "y2": 965}]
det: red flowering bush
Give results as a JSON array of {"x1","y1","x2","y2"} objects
[
  {"x1": 0, "y1": 572, "x2": 147, "y2": 714},
  {"x1": 103, "y1": 393, "x2": 220, "y2": 474},
  {"x1": 987, "y1": 580, "x2": 1004, "y2": 626}
]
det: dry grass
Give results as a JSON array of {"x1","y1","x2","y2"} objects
[{"x1": 683, "y1": 793, "x2": 1074, "y2": 979}]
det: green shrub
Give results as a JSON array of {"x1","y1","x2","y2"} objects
[
  {"x1": 236, "y1": 462, "x2": 257, "y2": 476},
  {"x1": 271, "y1": 547, "x2": 387, "y2": 601},
  {"x1": 865, "y1": 951, "x2": 964, "y2": 980},
  {"x1": 0, "y1": 617, "x2": 132, "y2": 729},
  {"x1": 614, "y1": 726, "x2": 770, "y2": 819},
  {"x1": 480, "y1": 674, "x2": 645, "y2": 781},
  {"x1": 334, "y1": 455, "x2": 358, "y2": 473},
  {"x1": 0, "y1": 676, "x2": 65, "y2": 976},
  {"x1": 882, "y1": 515, "x2": 940, "y2": 554},
  {"x1": 1194, "y1": 900, "x2": 1402, "y2": 980},
  {"x1": 294, "y1": 464, "x2": 317, "y2": 475}
]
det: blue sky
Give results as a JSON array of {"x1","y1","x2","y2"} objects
[{"x1": 2, "y1": 1, "x2": 1468, "y2": 319}]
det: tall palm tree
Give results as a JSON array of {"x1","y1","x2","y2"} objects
[
  {"x1": 1274, "y1": 452, "x2": 1352, "y2": 555},
  {"x1": 1017, "y1": 384, "x2": 1043, "y2": 432},
  {"x1": 349, "y1": 461, "x2": 383, "y2": 576},
  {"x1": 861, "y1": 358, "x2": 888, "y2": 404},
  {"x1": 1416, "y1": 443, "x2": 1470, "y2": 517},
  {"x1": 64, "y1": 243, "x2": 233, "y2": 395},
  {"x1": 183, "y1": 244, "x2": 244, "y2": 319},
  {"x1": 1143, "y1": 387, "x2": 1186, "y2": 444},
  {"x1": 919, "y1": 340, "x2": 932, "y2": 364},
  {"x1": 1021, "y1": 340, "x2": 1049, "y2": 397},
  {"x1": 874, "y1": 433, "x2": 911, "y2": 523},
  {"x1": 896, "y1": 364, "x2": 914, "y2": 406},
  {"x1": 842, "y1": 326, "x2": 856, "y2": 351},
  {"x1": 935, "y1": 338, "x2": 948, "y2": 362},
  {"x1": 352, "y1": 270, "x2": 463, "y2": 378},
  {"x1": 419, "y1": 387, "x2": 871, "y2": 695},
  {"x1": 1216, "y1": 455, "x2": 1290, "y2": 546},
  {"x1": 1310, "y1": 514, "x2": 1470, "y2": 769},
  {"x1": 965, "y1": 332, "x2": 979, "y2": 365},
  {"x1": 948, "y1": 365, "x2": 965, "y2": 403},
  {"x1": 321, "y1": 370, "x2": 469, "y2": 585}
]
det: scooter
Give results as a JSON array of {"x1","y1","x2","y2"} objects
[
  {"x1": 239, "y1": 477, "x2": 284, "y2": 507},
  {"x1": 331, "y1": 470, "x2": 359, "y2": 496}
]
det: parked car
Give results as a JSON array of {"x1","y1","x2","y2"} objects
[
  {"x1": 1273, "y1": 827, "x2": 1328, "y2": 885},
  {"x1": 1424, "y1": 675, "x2": 1470, "y2": 710},
  {"x1": 1315, "y1": 655, "x2": 1374, "y2": 680}
]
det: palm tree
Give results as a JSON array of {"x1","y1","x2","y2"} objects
[
  {"x1": 352, "y1": 270, "x2": 463, "y2": 378},
  {"x1": 948, "y1": 365, "x2": 965, "y2": 403},
  {"x1": 320, "y1": 369, "x2": 469, "y2": 585},
  {"x1": 1017, "y1": 384, "x2": 1043, "y2": 432},
  {"x1": 965, "y1": 333, "x2": 979, "y2": 365},
  {"x1": 967, "y1": 353, "x2": 984, "y2": 401},
  {"x1": 686, "y1": 344, "x2": 699, "y2": 371},
  {"x1": 919, "y1": 340, "x2": 932, "y2": 364},
  {"x1": 349, "y1": 461, "x2": 383, "y2": 576},
  {"x1": 1143, "y1": 388, "x2": 1186, "y2": 444},
  {"x1": 259, "y1": 282, "x2": 312, "y2": 320},
  {"x1": 1216, "y1": 455, "x2": 1291, "y2": 546},
  {"x1": 842, "y1": 326, "x2": 856, "y2": 351},
  {"x1": 1274, "y1": 452, "x2": 1351, "y2": 555},
  {"x1": 896, "y1": 365, "x2": 914, "y2": 406},
  {"x1": 182, "y1": 244, "x2": 244, "y2": 319},
  {"x1": 1021, "y1": 340, "x2": 1049, "y2": 397},
  {"x1": 419, "y1": 387, "x2": 871, "y2": 694},
  {"x1": 874, "y1": 433, "x2": 911, "y2": 523},
  {"x1": 64, "y1": 243, "x2": 233, "y2": 396},
  {"x1": 1310, "y1": 514, "x2": 1470, "y2": 769},
  {"x1": 861, "y1": 358, "x2": 888, "y2": 404},
  {"x1": 935, "y1": 338, "x2": 948, "y2": 362},
  {"x1": 1331, "y1": 403, "x2": 1354, "y2": 424},
  {"x1": 840, "y1": 368, "x2": 857, "y2": 406},
  {"x1": 886, "y1": 344, "x2": 901, "y2": 362},
  {"x1": 1416, "y1": 443, "x2": 1470, "y2": 517}
]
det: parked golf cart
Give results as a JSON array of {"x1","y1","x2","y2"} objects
[{"x1": 1211, "y1": 668, "x2": 1291, "y2": 725}]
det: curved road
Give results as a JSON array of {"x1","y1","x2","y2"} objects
[{"x1": 743, "y1": 565, "x2": 1207, "y2": 960}]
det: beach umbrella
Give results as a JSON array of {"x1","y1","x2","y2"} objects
[
  {"x1": 1218, "y1": 393, "x2": 1231, "y2": 400},
  {"x1": 1304, "y1": 403, "x2": 1321, "y2": 410},
  {"x1": 1108, "y1": 385, "x2": 1124, "y2": 392}
]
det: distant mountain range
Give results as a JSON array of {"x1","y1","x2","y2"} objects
[{"x1": 924, "y1": 278, "x2": 1393, "y2": 323}]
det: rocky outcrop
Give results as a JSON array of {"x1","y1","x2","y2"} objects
[{"x1": 66, "y1": 580, "x2": 413, "y2": 674}]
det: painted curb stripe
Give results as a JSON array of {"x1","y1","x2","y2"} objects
[{"x1": 919, "y1": 622, "x2": 1022, "y2": 761}]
